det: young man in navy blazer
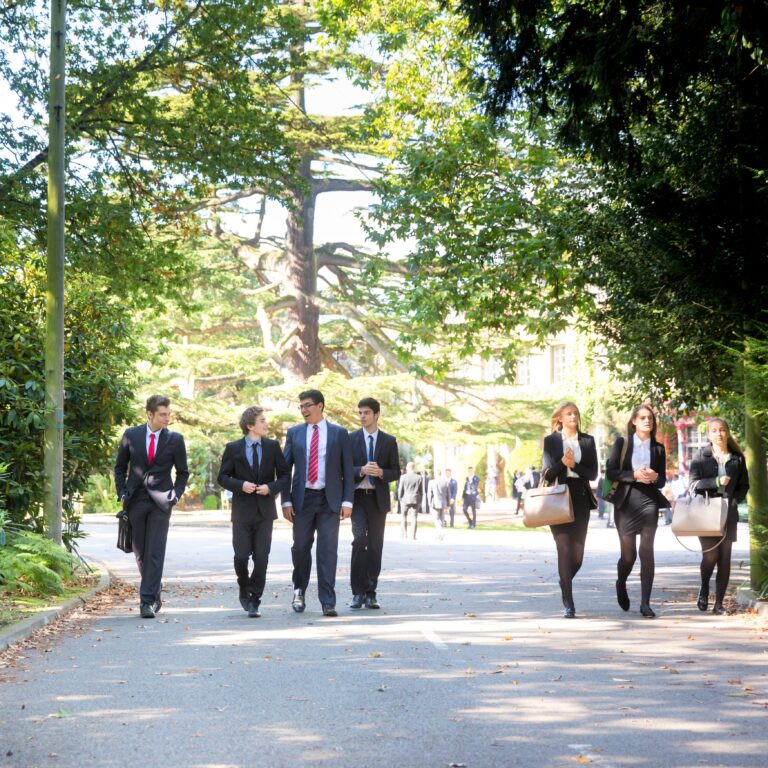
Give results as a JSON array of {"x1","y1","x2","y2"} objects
[
  {"x1": 349, "y1": 397, "x2": 401, "y2": 609},
  {"x1": 217, "y1": 406, "x2": 289, "y2": 618},
  {"x1": 282, "y1": 389, "x2": 354, "y2": 616},
  {"x1": 114, "y1": 395, "x2": 189, "y2": 619}
]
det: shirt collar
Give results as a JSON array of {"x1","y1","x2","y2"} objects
[
  {"x1": 364, "y1": 428, "x2": 379, "y2": 440},
  {"x1": 245, "y1": 436, "x2": 261, "y2": 447},
  {"x1": 147, "y1": 424, "x2": 162, "y2": 437},
  {"x1": 633, "y1": 433, "x2": 650, "y2": 446}
]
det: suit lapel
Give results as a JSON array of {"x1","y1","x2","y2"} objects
[
  {"x1": 325, "y1": 423, "x2": 335, "y2": 472},
  {"x1": 372, "y1": 430, "x2": 384, "y2": 463},
  {"x1": 138, "y1": 425, "x2": 149, "y2": 467},
  {"x1": 154, "y1": 428, "x2": 169, "y2": 462}
]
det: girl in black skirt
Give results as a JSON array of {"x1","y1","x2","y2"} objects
[
  {"x1": 542, "y1": 401, "x2": 598, "y2": 618},
  {"x1": 606, "y1": 405, "x2": 670, "y2": 618},
  {"x1": 688, "y1": 418, "x2": 749, "y2": 615}
]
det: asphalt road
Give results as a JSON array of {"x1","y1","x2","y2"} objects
[{"x1": 1, "y1": 515, "x2": 766, "y2": 768}]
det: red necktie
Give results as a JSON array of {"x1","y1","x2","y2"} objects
[
  {"x1": 148, "y1": 432, "x2": 156, "y2": 464},
  {"x1": 307, "y1": 425, "x2": 319, "y2": 484}
]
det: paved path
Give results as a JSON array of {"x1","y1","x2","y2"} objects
[{"x1": 1, "y1": 517, "x2": 766, "y2": 768}]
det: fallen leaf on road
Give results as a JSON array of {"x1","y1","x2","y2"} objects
[
  {"x1": 574, "y1": 756, "x2": 591, "y2": 763},
  {"x1": 464, "y1": 613, "x2": 477, "y2": 618},
  {"x1": 368, "y1": 652, "x2": 382, "y2": 658},
  {"x1": 503, "y1": 635, "x2": 513, "y2": 641},
  {"x1": 727, "y1": 680, "x2": 742, "y2": 685}
]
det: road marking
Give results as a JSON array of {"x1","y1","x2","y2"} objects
[{"x1": 421, "y1": 629, "x2": 448, "y2": 649}]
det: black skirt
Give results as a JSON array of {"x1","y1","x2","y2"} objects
[
  {"x1": 615, "y1": 483, "x2": 659, "y2": 536},
  {"x1": 550, "y1": 478, "x2": 591, "y2": 539}
]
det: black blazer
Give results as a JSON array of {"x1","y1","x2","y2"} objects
[
  {"x1": 114, "y1": 424, "x2": 189, "y2": 512},
  {"x1": 605, "y1": 436, "x2": 669, "y2": 509},
  {"x1": 217, "y1": 436, "x2": 290, "y2": 520},
  {"x1": 542, "y1": 431, "x2": 599, "y2": 509},
  {"x1": 350, "y1": 428, "x2": 401, "y2": 512},
  {"x1": 689, "y1": 446, "x2": 749, "y2": 505}
]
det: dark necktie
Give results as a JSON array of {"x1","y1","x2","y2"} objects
[
  {"x1": 252, "y1": 441, "x2": 261, "y2": 472},
  {"x1": 368, "y1": 435, "x2": 374, "y2": 461}
]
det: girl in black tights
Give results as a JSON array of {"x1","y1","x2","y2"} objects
[
  {"x1": 541, "y1": 401, "x2": 598, "y2": 618},
  {"x1": 605, "y1": 405, "x2": 670, "y2": 618},
  {"x1": 688, "y1": 418, "x2": 749, "y2": 615}
]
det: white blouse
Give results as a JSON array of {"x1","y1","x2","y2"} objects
[
  {"x1": 631, "y1": 434, "x2": 651, "y2": 471},
  {"x1": 561, "y1": 432, "x2": 581, "y2": 478}
]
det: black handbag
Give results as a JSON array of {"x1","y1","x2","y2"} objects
[{"x1": 116, "y1": 511, "x2": 133, "y2": 553}]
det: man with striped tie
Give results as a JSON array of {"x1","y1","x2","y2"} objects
[{"x1": 282, "y1": 390, "x2": 354, "y2": 616}]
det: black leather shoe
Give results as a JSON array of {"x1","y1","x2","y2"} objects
[
  {"x1": 616, "y1": 580, "x2": 630, "y2": 612},
  {"x1": 365, "y1": 594, "x2": 380, "y2": 610},
  {"x1": 640, "y1": 604, "x2": 656, "y2": 618},
  {"x1": 239, "y1": 592, "x2": 249, "y2": 611},
  {"x1": 292, "y1": 590, "x2": 305, "y2": 613},
  {"x1": 322, "y1": 605, "x2": 338, "y2": 617},
  {"x1": 697, "y1": 585, "x2": 709, "y2": 612},
  {"x1": 140, "y1": 603, "x2": 155, "y2": 619},
  {"x1": 563, "y1": 605, "x2": 576, "y2": 619},
  {"x1": 712, "y1": 603, "x2": 726, "y2": 616},
  {"x1": 247, "y1": 601, "x2": 261, "y2": 618},
  {"x1": 350, "y1": 594, "x2": 365, "y2": 609},
  {"x1": 153, "y1": 584, "x2": 163, "y2": 614}
]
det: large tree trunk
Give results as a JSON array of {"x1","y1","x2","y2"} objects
[{"x1": 283, "y1": 151, "x2": 320, "y2": 381}]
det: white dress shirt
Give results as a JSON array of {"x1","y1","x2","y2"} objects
[
  {"x1": 561, "y1": 432, "x2": 581, "y2": 479},
  {"x1": 146, "y1": 425, "x2": 162, "y2": 456},
  {"x1": 631, "y1": 434, "x2": 652, "y2": 471},
  {"x1": 356, "y1": 429, "x2": 379, "y2": 490}
]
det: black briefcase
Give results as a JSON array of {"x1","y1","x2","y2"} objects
[{"x1": 116, "y1": 511, "x2": 133, "y2": 553}]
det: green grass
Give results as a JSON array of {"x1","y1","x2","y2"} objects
[{"x1": 0, "y1": 569, "x2": 100, "y2": 630}]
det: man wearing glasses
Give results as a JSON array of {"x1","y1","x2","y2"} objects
[{"x1": 282, "y1": 389, "x2": 354, "y2": 616}]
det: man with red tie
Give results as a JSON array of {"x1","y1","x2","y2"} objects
[
  {"x1": 282, "y1": 389, "x2": 354, "y2": 616},
  {"x1": 114, "y1": 395, "x2": 189, "y2": 619}
]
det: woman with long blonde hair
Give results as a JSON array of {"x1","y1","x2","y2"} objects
[
  {"x1": 541, "y1": 401, "x2": 598, "y2": 618},
  {"x1": 688, "y1": 418, "x2": 749, "y2": 615}
]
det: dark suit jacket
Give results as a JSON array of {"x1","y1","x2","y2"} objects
[
  {"x1": 689, "y1": 446, "x2": 749, "y2": 504},
  {"x1": 282, "y1": 420, "x2": 354, "y2": 513},
  {"x1": 542, "y1": 431, "x2": 599, "y2": 509},
  {"x1": 217, "y1": 436, "x2": 290, "y2": 520},
  {"x1": 398, "y1": 471, "x2": 423, "y2": 507},
  {"x1": 606, "y1": 435, "x2": 669, "y2": 509},
  {"x1": 350, "y1": 428, "x2": 400, "y2": 512},
  {"x1": 114, "y1": 424, "x2": 189, "y2": 512}
]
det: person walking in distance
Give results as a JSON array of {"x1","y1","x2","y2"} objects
[
  {"x1": 398, "y1": 462, "x2": 423, "y2": 539},
  {"x1": 348, "y1": 397, "x2": 401, "y2": 610},
  {"x1": 446, "y1": 469, "x2": 458, "y2": 527},
  {"x1": 282, "y1": 390, "x2": 354, "y2": 617},
  {"x1": 541, "y1": 401, "x2": 598, "y2": 618},
  {"x1": 428, "y1": 470, "x2": 450, "y2": 534},
  {"x1": 606, "y1": 404, "x2": 670, "y2": 618},
  {"x1": 462, "y1": 467, "x2": 480, "y2": 528},
  {"x1": 114, "y1": 395, "x2": 189, "y2": 619},
  {"x1": 688, "y1": 418, "x2": 749, "y2": 615},
  {"x1": 217, "y1": 406, "x2": 290, "y2": 618}
]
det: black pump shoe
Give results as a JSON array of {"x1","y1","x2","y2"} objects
[
  {"x1": 616, "y1": 580, "x2": 630, "y2": 612},
  {"x1": 697, "y1": 585, "x2": 709, "y2": 612},
  {"x1": 640, "y1": 604, "x2": 656, "y2": 618}
]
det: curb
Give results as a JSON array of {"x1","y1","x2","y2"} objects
[
  {"x1": 735, "y1": 585, "x2": 768, "y2": 617},
  {"x1": 0, "y1": 560, "x2": 110, "y2": 654}
]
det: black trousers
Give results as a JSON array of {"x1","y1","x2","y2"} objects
[
  {"x1": 127, "y1": 491, "x2": 170, "y2": 605},
  {"x1": 232, "y1": 512, "x2": 274, "y2": 602},
  {"x1": 350, "y1": 490, "x2": 388, "y2": 596},
  {"x1": 291, "y1": 489, "x2": 340, "y2": 607}
]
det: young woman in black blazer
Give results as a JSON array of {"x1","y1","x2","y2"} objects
[
  {"x1": 688, "y1": 418, "x2": 749, "y2": 615},
  {"x1": 542, "y1": 401, "x2": 598, "y2": 618},
  {"x1": 605, "y1": 404, "x2": 670, "y2": 618}
]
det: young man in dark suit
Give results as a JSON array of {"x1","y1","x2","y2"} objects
[
  {"x1": 348, "y1": 397, "x2": 401, "y2": 610},
  {"x1": 114, "y1": 395, "x2": 189, "y2": 619},
  {"x1": 282, "y1": 389, "x2": 354, "y2": 617},
  {"x1": 217, "y1": 406, "x2": 289, "y2": 618}
]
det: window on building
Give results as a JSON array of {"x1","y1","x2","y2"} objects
[
  {"x1": 551, "y1": 345, "x2": 566, "y2": 384},
  {"x1": 516, "y1": 355, "x2": 531, "y2": 386}
]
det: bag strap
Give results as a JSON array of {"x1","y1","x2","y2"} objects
[
  {"x1": 674, "y1": 533, "x2": 726, "y2": 554},
  {"x1": 618, "y1": 436, "x2": 629, "y2": 471}
]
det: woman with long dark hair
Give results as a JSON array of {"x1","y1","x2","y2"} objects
[
  {"x1": 605, "y1": 404, "x2": 670, "y2": 618},
  {"x1": 688, "y1": 418, "x2": 749, "y2": 615},
  {"x1": 542, "y1": 401, "x2": 598, "y2": 618}
]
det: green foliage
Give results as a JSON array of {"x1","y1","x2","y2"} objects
[
  {"x1": 81, "y1": 475, "x2": 122, "y2": 515},
  {"x1": 202, "y1": 493, "x2": 220, "y2": 511},
  {"x1": 0, "y1": 532, "x2": 77, "y2": 596},
  {"x1": 0, "y1": 243, "x2": 137, "y2": 531}
]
